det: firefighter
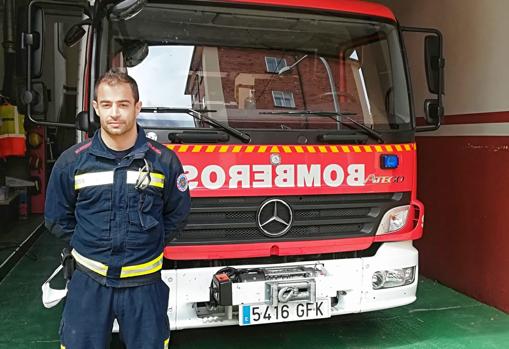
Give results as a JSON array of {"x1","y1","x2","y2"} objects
[{"x1": 44, "y1": 69, "x2": 191, "y2": 348}]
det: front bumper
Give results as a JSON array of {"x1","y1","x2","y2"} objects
[{"x1": 162, "y1": 240, "x2": 419, "y2": 330}]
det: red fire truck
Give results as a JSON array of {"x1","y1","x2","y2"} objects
[{"x1": 22, "y1": 0, "x2": 444, "y2": 329}]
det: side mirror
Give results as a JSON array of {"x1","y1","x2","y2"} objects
[
  {"x1": 31, "y1": 7, "x2": 44, "y2": 79},
  {"x1": 402, "y1": 26, "x2": 445, "y2": 132},
  {"x1": 64, "y1": 20, "x2": 91, "y2": 47},
  {"x1": 424, "y1": 35, "x2": 442, "y2": 95},
  {"x1": 109, "y1": 0, "x2": 147, "y2": 21},
  {"x1": 424, "y1": 99, "x2": 443, "y2": 125},
  {"x1": 122, "y1": 40, "x2": 149, "y2": 67},
  {"x1": 76, "y1": 111, "x2": 89, "y2": 132}
]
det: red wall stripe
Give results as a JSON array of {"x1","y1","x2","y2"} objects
[{"x1": 418, "y1": 111, "x2": 509, "y2": 126}]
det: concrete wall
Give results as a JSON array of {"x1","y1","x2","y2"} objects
[{"x1": 377, "y1": 0, "x2": 509, "y2": 313}]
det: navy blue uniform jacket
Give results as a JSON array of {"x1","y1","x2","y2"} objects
[{"x1": 45, "y1": 127, "x2": 191, "y2": 287}]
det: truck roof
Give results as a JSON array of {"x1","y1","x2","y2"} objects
[{"x1": 213, "y1": 0, "x2": 396, "y2": 22}]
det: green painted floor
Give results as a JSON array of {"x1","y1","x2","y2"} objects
[
  {"x1": 0, "y1": 227, "x2": 508, "y2": 349},
  {"x1": 0, "y1": 215, "x2": 42, "y2": 264}
]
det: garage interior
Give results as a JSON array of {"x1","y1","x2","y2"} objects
[{"x1": 1, "y1": 0, "x2": 509, "y2": 348}]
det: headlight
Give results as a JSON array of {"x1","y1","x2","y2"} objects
[
  {"x1": 372, "y1": 267, "x2": 415, "y2": 290},
  {"x1": 376, "y1": 205, "x2": 410, "y2": 235}
]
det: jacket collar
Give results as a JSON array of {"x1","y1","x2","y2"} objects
[{"x1": 89, "y1": 125, "x2": 149, "y2": 160}]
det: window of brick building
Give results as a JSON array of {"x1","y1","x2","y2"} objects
[
  {"x1": 265, "y1": 57, "x2": 287, "y2": 73},
  {"x1": 272, "y1": 91, "x2": 295, "y2": 108}
]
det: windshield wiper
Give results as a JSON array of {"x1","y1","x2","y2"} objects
[
  {"x1": 259, "y1": 110, "x2": 384, "y2": 144},
  {"x1": 140, "y1": 107, "x2": 251, "y2": 143}
]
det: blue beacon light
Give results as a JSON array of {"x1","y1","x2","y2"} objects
[{"x1": 380, "y1": 154, "x2": 399, "y2": 169}]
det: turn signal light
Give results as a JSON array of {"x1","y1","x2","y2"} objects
[{"x1": 376, "y1": 205, "x2": 410, "y2": 235}]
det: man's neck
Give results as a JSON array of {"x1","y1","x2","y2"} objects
[{"x1": 100, "y1": 128, "x2": 138, "y2": 151}]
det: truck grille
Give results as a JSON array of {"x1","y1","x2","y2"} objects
[{"x1": 170, "y1": 192, "x2": 411, "y2": 245}]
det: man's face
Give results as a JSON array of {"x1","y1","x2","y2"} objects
[{"x1": 93, "y1": 82, "x2": 141, "y2": 137}]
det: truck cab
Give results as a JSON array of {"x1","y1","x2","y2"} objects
[{"x1": 21, "y1": 0, "x2": 444, "y2": 330}]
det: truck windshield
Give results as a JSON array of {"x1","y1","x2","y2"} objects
[{"x1": 108, "y1": 3, "x2": 411, "y2": 132}]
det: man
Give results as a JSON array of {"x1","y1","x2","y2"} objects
[{"x1": 45, "y1": 69, "x2": 191, "y2": 348}]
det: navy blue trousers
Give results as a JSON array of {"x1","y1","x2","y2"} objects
[{"x1": 60, "y1": 270, "x2": 170, "y2": 349}]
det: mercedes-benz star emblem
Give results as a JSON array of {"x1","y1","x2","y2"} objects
[
  {"x1": 270, "y1": 153, "x2": 281, "y2": 166},
  {"x1": 257, "y1": 199, "x2": 293, "y2": 237}
]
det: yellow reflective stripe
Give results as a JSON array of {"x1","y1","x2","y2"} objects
[
  {"x1": 165, "y1": 143, "x2": 416, "y2": 153},
  {"x1": 61, "y1": 345, "x2": 66, "y2": 349},
  {"x1": 164, "y1": 338, "x2": 169, "y2": 349},
  {"x1": 71, "y1": 250, "x2": 108, "y2": 276},
  {"x1": 120, "y1": 253, "x2": 164, "y2": 278},
  {"x1": 126, "y1": 171, "x2": 165, "y2": 188},
  {"x1": 72, "y1": 250, "x2": 163, "y2": 278},
  {"x1": 76, "y1": 171, "x2": 165, "y2": 190},
  {"x1": 148, "y1": 173, "x2": 165, "y2": 188},
  {"x1": 74, "y1": 171, "x2": 114, "y2": 190}
]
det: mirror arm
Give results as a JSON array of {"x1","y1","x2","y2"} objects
[
  {"x1": 400, "y1": 26, "x2": 444, "y2": 96},
  {"x1": 25, "y1": 114, "x2": 76, "y2": 128},
  {"x1": 416, "y1": 115, "x2": 442, "y2": 132},
  {"x1": 401, "y1": 26, "x2": 444, "y2": 131}
]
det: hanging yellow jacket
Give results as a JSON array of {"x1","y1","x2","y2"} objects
[{"x1": 0, "y1": 104, "x2": 26, "y2": 157}]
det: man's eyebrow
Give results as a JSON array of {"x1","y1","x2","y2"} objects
[{"x1": 98, "y1": 99, "x2": 132, "y2": 103}]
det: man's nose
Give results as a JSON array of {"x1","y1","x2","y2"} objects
[{"x1": 110, "y1": 104, "x2": 120, "y2": 118}]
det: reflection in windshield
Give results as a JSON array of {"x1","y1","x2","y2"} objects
[
  {"x1": 128, "y1": 46, "x2": 195, "y2": 128},
  {"x1": 129, "y1": 46, "x2": 194, "y2": 108},
  {"x1": 112, "y1": 4, "x2": 411, "y2": 131}
]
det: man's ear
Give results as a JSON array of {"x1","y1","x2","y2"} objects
[
  {"x1": 135, "y1": 100, "x2": 142, "y2": 116},
  {"x1": 92, "y1": 100, "x2": 100, "y2": 117}
]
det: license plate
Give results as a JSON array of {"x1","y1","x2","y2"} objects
[{"x1": 239, "y1": 300, "x2": 330, "y2": 326}]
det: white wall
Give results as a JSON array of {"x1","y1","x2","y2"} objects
[{"x1": 377, "y1": 0, "x2": 509, "y2": 117}]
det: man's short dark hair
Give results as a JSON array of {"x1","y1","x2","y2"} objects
[{"x1": 94, "y1": 68, "x2": 139, "y2": 102}]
